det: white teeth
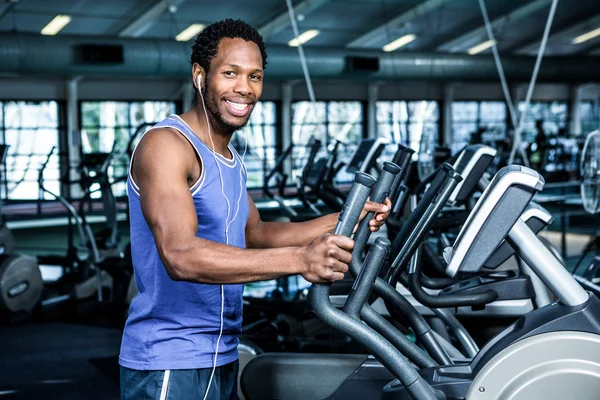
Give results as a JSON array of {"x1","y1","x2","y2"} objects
[{"x1": 226, "y1": 100, "x2": 249, "y2": 111}]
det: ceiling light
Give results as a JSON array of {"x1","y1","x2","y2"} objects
[
  {"x1": 176, "y1": 24, "x2": 205, "y2": 42},
  {"x1": 467, "y1": 39, "x2": 496, "y2": 55},
  {"x1": 41, "y1": 15, "x2": 71, "y2": 36},
  {"x1": 573, "y1": 27, "x2": 600, "y2": 44},
  {"x1": 383, "y1": 34, "x2": 416, "y2": 52},
  {"x1": 288, "y1": 29, "x2": 319, "y2": 47}
]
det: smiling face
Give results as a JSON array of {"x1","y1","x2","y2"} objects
[{"x1": 196, "y1": 37, "x2": 264, "y2": 135}]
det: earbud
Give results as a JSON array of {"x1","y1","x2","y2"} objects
[{"x1": 197, "y1": 74, "x2": 202, "y2": 90}]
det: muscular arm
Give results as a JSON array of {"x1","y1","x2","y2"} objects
[
  {"x1": 245, "y1": 196, "x2": 391, "y2": 249},
  {"x1": 246, "y1": 196, "x2": 338, "y2": 248},
  {"x1": 134, "y1": 129, "x2": 352, "y2": 285}
]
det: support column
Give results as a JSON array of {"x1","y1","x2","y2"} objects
[
  {"x1": 281, "y1": 82, "x2": 293, "y2": 178},
  {"x1": 507, "y1": 83, "x2": 528, "y2": 165},
  {"x1": 64, "y1": 77, "x2": 81, "y2": 199},
  {"x1": 569, "y1": 84, "x2": 582, "y2": 136},
  {"x1": 442, "y1": 84, "x2": 454, "y2": 151},
  {"x1": 367, "y1": 83, "x2": 379, "y2": 139},
  {"x1": 182, "y1": 81, "x2": 194, "y2": 112},
  {"x1": 509, "y1": 83, "x2": 523, "y2": 129}
]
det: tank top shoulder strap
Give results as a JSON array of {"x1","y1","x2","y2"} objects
[
  {"x1": 229, "y1": 144, "x2": 247, "y2": 180},
  {"x1": 128, "y1": 115, "x2": 205, "y2": 195}
]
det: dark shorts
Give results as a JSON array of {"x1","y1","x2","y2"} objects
[{"x1": 120, "y1": 361, "x2": 239, "y2": 400}]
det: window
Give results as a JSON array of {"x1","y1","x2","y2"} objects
[
  {"x1": 80, "y1": 101, "x2": 176, "y2": 197},
  {"x1": 517, "y1": 101, "x2": 568, "y2": 142},
  {"x1": 232, "y1": 101, "x2": 277, "y2": 189},
  {"x1": 1, "y1": 101, "x2": 61, "y2": 200},
  {"x1": 579, "y1": 101, "x2": 599, "y2": 136},
  {"x1": 377, "y1": 101, "x2": 439, "y2": 157},
  {"x1": 291, "y1": 101, "x2": 363, "y2": 182},
  {"x1": 452, "y1": 101, "x2": 507, "y2": 153}
]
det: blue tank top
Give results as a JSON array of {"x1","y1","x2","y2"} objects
[{"x1": 119, "y1": 114, "x2": 249, "y2": 370}]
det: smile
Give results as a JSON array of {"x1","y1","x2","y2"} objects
[{"x1": 225, "y1": 100, "x2": 252, "y2": 117}]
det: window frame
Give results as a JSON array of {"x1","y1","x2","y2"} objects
[{"x1": 0, "y1": 99, "x2": 66, "y2": 201}]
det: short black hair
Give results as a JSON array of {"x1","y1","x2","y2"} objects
[{"x1": 191, "y1": 19, "x2": 267, "y2": 73}]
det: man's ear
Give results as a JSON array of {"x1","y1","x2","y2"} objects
[{"x1": 192, "y1": 63, "x2": 205, "y2": 90}]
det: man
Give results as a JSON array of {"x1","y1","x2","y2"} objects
[{"x1": 120, "y1": 19, "x2": 391, "y2": 400}]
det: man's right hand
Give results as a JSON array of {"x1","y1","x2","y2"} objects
[{"x1": 299, "y1": 234, "x2": 354, "y2": 283}]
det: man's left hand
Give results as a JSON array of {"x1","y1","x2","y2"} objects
[{"x1": 358, "y1": 198, "x2": 392, "y2": 232}]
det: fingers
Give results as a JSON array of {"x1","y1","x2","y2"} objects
[
  {"x1": 331, "y1": 271, "x2": 345, "y2": 282},
  {"x1": 363, "y1": 200, "x2": 390, "y2": 214},
  {"x1": 330, "y1": 260, "x2": 348, "y2": 274},
  {"x1": 313, "y1": 271, "x2": 345, "y2": 284},
  {"x1": 328, "y1": 234, "x2": 355, "y2": 252},
  {"x1": 327, "y1": 261, "x2": 348, "y2": 281},
  {"x1": 368, "y1": 197, "x2": 392, "y2": 231},
  {"x1": 327, "y1": 247, "x2": 352, "y2": 264}
]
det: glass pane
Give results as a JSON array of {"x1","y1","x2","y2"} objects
[
  {"x1": 579, "y1": 102, "x2": 594, "y2": 120},
  {"x1": 480, "y1": 101, "x2": 506, "y2": 122},
  {"x1": 292, "y1": 123, "x2": 326, "y2": 145},
  {"x1": 582, "y1": 121, "x2": 599, "y2": 136},
  {"x1": 80, "y1": 127, "x2": 99, "y2": 153},
  {"x1": 520, "y1": 121, "x2": 537, "y2": 143},
  {"x1": 5, "y1": 101, "x2": 58, "y2": 129},
  {"x1": 519, "y1": 101, "x2": 545, "y2": 122},
  {"x1": 8, "y1": 154, "x2": 60, "y2": 200},
  {"x1": 291, "y1": 144, "x2": 324, "y2": 184},
  {"x1": 411, "y1": 123, "x2": 437, "y2": 155},
  {"x1": 238, "y1": 126, "x2": 262, "y2": 157},
  {"x1": 3, "y1": 101, "x2": 59, "y2": 200},
  {"x1": 262, "y1": 125, "x2": 276, "y2": 148},
  {"x1": 377, "y1": 123, "x2": 393, "y2": 142},
  {"x1": 391, "y1": 121, "x2": 408, "y2": 144},
  {"x1": 249, "y1": 101, "x2": 276, "y2": 125},
  {"x1": 408, "y1": 101, "x2": 439, "y2": 122},
  {"x1": 5, "y1": 128, "x2": 59, "y2": 200},
  {"x1": 547, "y1": 101, "x2": 568, "y2": 134},
  {"x1": 377, "y1": 101, "x2": 409, "y2": 144},
  {"x1": 519, "y1": 101, "x2": 568, "y2": 137},
  {"x1": 452, "y1": 102, "x2": 478, "y2": 122},
  {"x1": 548, "y1": 101, "x2": 568, "y2": 121},
  {"x1": 81, "y1": 126, "x2": 129, "y2": 154},
  {"x1": 392, "y1": 101, "x2": 409, "y2": 123},
  {"x1": 292, "y1": 101, "x2": 326, "y2": 124},
  {"x1": 243, "y1": 151, "x2": 264, "y2": 189},
  {"x1": 452, "y1": 122, "x2": 477, "y2": 153},
  {"x1": 328, "y1": 123, "x2": 361, "y2": 143},
  {"x1": 328, "y1": 101, "x2": 362, "y2": 124},
  {"x1": 129, "y1": 101, "x2": 174, "y2": 129},
  {"x1": 83, "y1": 101, "x2": 129, "y2": 128},
  {"x1": 81, "y1": 102, "x2": 101, "y2": 129},
  {"x1": 481, "y1": 122, "x2": 507, "y2": 141},
  {"x1": 110, "y1": 154, "x2": 129, "y2": 184},
  {"x1": 377, "y1": 102, "x2": 393, "y2": 123}
]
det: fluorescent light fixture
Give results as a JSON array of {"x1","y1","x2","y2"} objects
[
  {"x1": 467, "y1": 39, "x2": 496, "y2": 55},
  {"x1": 383, "y1": 34, "x2": 416, "y2": 52},
  {"x1": 573, "y1": 27, "x2": 600, "y2": 44},
  {"x1": 288, "y1": 29, "x2": 319, "y2": 47},
  {"x1": 176, "y1": 24, "x2": 205, "y2": 42},
  {"x1": 41, "y1": 15, "x2": 71, "y2": 36}
]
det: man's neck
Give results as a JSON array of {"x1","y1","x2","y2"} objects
[{"x1": 180, "y1": 107, "x2": 232, "y2": 157}]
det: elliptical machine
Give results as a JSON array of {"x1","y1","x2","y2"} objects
[
  {"x1": 314, "y1": 166, "x2": 600, "y2": 400},
  {"x1": 0, "y1": 144, "x2": 43, "y2": 322}
]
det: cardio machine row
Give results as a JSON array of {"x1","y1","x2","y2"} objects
[{"x1": 242, "y1": 143, "x2": 600, "y2": 400}]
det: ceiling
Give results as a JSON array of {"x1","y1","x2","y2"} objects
[{"x1": 1, "y1": 0, "x2": 599, "y2": 56}]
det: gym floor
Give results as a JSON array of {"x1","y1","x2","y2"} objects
[
  {"x1": 0, "y1": 210, "x2": 596, "y2": 400},
  {"x1": 0, "y1": 320, "x2": 122, "y2": 399},
  {"x1": 0, "y1": 217, "x2": 128, "y2": 400}
]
